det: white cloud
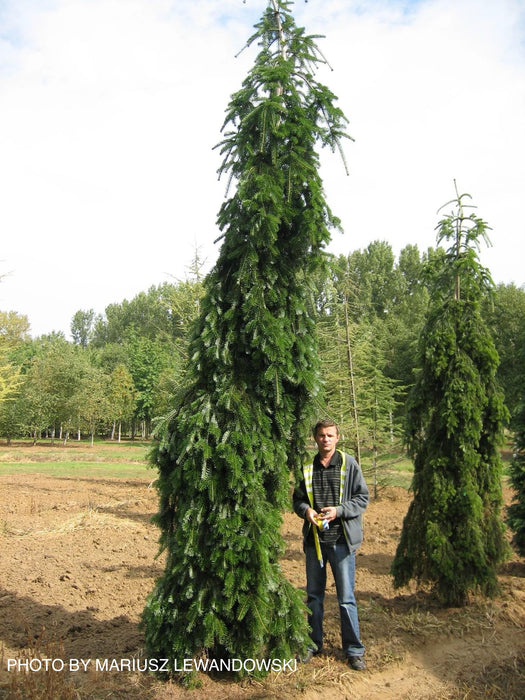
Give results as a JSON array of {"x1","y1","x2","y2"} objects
[
  {"x1": 0, "y1": 0, "x2": 524, "y2": 336},
  {"x1": 302, "y1": 0, "x2": 525, "y2": 278}
]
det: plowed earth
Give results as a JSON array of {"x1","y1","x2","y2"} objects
[{"x1": 0, "y1": 466, "x2": 524, "y2": 699}]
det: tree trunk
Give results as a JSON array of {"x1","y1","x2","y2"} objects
[{"x1": 344, "y1": 295, "x2": 361, "y2": 465}]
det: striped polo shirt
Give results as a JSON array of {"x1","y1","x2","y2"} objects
[{"x1": 307, "y1": 450, "x2": 345, "y2": 545}]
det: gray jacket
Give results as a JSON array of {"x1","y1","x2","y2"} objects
[{"x1": 293, "y1": 450, "x2": 369, "y2": 552}]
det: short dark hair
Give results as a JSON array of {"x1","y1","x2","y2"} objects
[{"x1": 312, "y1": 419, "x2": 339, "y2": 437}]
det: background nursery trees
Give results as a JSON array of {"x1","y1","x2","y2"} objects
[
  {"x1": 508, "y1": 402, "x2": 525, "y2": 556},
  {"x1": 508, "y1": 326, "x2": 525, "y2": 555},
  {"x1": 141, "y1": 0, "x2": 351, "y2": 674},
  {"x1": 391, "y1": 184, "x2": 510, "y2": 606}
]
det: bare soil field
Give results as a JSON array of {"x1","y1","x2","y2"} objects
[{"x1": 0, "y1": 458, "x2": 524, "y2": 698}]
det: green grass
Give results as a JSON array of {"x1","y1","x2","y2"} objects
[
  {"x1": 359, "y1": 452, "x2": 415, "y2": 491},
  {"x1": 361, "y1": 447, "x2": 512, "y2": 492},
  {"x1": 383, "y1": 468, "x2": 414, "y2": 490},
  {"x1": 0, "y1": 461, "x2": 152, "y2": 478},
  {"x1": 0, "y1": 440, "x2": 152, "y2": 479},
  {"x1": 0, "y1": 440, "x2": 512, "y2": 487}
]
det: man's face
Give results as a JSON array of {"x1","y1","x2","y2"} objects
[{"x1": 314, "y1": 426, "x2": 339, "y2": 456}]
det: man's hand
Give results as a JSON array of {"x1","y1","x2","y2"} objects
[
  {"x1": 320, "y1": 506, "x2": 337, "y2": 522},
  {"x1": 305, "y1": 507, "x2": 318, "y2": 525}
]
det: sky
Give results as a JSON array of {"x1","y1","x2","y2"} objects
[{"x1": 0, "y1": 0, "x2": 524, "y2": 338}]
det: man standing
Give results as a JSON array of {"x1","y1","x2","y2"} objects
[{"x1": 293, "y1": 419, "x2": 369, "y2": 670}]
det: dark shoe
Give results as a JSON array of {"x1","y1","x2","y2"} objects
[{"x1": 348, "y1": 656, "x2": 366, "y2": 671}]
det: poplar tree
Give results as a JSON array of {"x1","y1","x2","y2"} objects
[
  {"x1": 142, "y1": 0, "x2": 350, "y2": 674},
  {"x1": 391, "y1": 184, "x2": 510, "y2": 606}
]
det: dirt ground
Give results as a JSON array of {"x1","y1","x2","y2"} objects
[{"x1": 0, "y1": 470, "x2": 524, "y2": 699}]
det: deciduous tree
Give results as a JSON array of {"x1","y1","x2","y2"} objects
[
  {"x1": 107, "y1": 364, "x2": 136, "y2": 442},
  {"x1": 0, "y1": 312, "x2": 27, "y2": 408},
  {"x1": 71, "y1": 309, "x2": 100, "y2": 347}
]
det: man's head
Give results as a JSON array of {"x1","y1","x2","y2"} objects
[
  {"x1": 313, "y1": 420, "x2": 340, "y2": 457},
  {"x1": 313, "y1": 419, "x2": 340, "y2": 438}
]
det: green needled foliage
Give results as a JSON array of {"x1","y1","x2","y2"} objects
[
  {"x1": 508, "y1": 401, "x2": 525, "y2": 556},
  {"x1": 142, "y1": 1, "x2": 350, "y2": 677},
  {"x1": 391, "y1": 184, "x2": 510, "y2": 606}
]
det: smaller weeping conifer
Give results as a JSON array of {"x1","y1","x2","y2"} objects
[{"x1": 391, "y1": 184, "x2": 511, "y2": 606}]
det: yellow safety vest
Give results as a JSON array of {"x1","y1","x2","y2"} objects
[{"x1": 303, "y1": 449, "x2": 346, "y2": 568}]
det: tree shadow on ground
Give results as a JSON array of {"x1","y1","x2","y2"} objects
[{"x1": 0, "y1": 587, "x2": 142, "y2": 660}]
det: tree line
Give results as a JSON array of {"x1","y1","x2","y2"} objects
[
  {"x1": 0, "y1": 274, "x2": 203, "y2": 443},
  {"x1": 1, "y1": 241, "x2": 525, "y2": 451}
]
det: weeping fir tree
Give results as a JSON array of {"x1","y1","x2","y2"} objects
[
  {"x1": 142, "y1": 0, "x2": 350, "y2": 675},
  {"x1": 391, "y1": 183, "x2": 510, "y2": 606}
]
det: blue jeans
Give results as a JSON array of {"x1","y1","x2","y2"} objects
[{"x1": 305, "y1": 543, "x2": 365, "y2": 658}]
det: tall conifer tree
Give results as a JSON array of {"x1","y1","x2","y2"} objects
[
  {"x1": 142, "y1": 1, "x2": 350, "y2": 673},
  {"x1": 508, "y1": 401, "x2": 525, "y2": 555},
  {"x1": 391, "y1": 184, "x2": 510, "y2": 606}
]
